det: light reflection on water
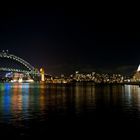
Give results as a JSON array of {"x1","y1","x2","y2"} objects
[{"x1": 1, "y1": 83, "x2": 140, "y2": 128}]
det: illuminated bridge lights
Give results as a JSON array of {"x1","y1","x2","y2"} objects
[
  {"x1": 0, "y1": 51, "x2": 40, "y2": 76},
  {"x1": 0, "y1": 51, "x2": 36, "y2": 72}
]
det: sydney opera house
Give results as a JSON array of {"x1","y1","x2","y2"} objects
[{"x1": 133, "y1": 65, "x2": 140, "y2": 81}]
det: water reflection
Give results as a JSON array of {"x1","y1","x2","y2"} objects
[{"x1": 1, "y1": 83, "x2": 140, "y2": 127}]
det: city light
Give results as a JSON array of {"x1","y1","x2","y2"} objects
[
  {"x1": 40, "y1": 68, "x2": 45, "y2": 82},
  {"x1": 0, "y1": 51, "x2": 140, "y2": 85}
]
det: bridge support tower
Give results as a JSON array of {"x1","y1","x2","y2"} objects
[{"x1": 40, "y1": 68, "x2": 45, "y2": 82}]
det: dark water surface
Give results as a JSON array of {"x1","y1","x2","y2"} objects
[{"x1": 0, "y1": 83, "x2": 140, "y2": 138}]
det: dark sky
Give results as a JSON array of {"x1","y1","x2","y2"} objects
[{"x1": 0, "y1": 6, "x2": 140, "y2": 75}]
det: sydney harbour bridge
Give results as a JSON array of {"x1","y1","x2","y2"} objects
[{"x1": 0, "y1": 50, "x2": 45, "y2": 82}]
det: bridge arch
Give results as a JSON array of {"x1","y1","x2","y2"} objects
[{"x1": 0, "y1": 51, "x2": 39, "y2": 74}]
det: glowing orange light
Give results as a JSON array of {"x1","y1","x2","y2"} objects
[{"x1": 40, "y1": 68, "x2": 45, "y2": 82}]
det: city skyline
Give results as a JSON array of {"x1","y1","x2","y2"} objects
[
  {"x1": 0, "y1": 49, "x2": 138, "y2": 77},
  {"x1": 1, "y1": 5, "x2": 140, "y2": 138},
  {"x1": 0, "y1": 6, "x2": 140, "y2": 75}
]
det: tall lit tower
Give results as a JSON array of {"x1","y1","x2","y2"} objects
[{"x1": 40, "y1": 68, "x2": 45, "y2": 82}]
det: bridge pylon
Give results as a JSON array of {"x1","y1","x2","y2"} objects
[{"x1": 40, "y1": 68, "x2": 45, "y2": 82}]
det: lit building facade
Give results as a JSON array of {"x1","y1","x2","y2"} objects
[{"x1": 133, "y1": 65, "x2": 140, "y2": 81}]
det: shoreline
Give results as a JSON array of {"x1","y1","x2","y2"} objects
[{"x1": 0, "y1": 81, "x2": 140, "y2": 86}]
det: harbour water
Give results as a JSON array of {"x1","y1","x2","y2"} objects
[{"x1": 0, "y1": 83, "x2": 140, "y2": 138}]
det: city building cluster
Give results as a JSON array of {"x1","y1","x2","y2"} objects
[
  {"x1": 47, "y1": 71, "x2": 131, "y2": 84},
  {"x1": 0, "y1": 51, "x2": 139, "y2": 84},
  {"x1": 1, "y1": 65, "x2": 140, "y2": 84}
]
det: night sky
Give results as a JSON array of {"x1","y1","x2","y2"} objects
[{"x1": 0, "y1": 6, "x2": 140, "y2": 76}]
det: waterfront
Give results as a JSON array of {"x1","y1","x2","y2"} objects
[{"x1": 1, "y1": 83, "x2": 140, "y2": 137}]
